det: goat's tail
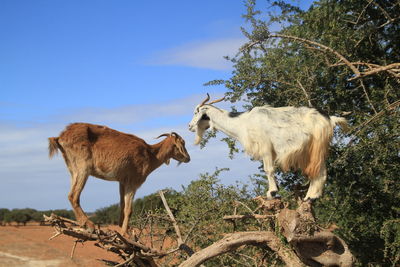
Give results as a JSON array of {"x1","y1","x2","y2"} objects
[
  {"x1": 304, "y1": 126, "x2": 331, "y2": 179},
  {"x1": 304, "y1": 116, "x2": 348, "y2": 178},
  {"x1": 48, "y1": 137, "x2": 60, "y2": 158},
  {"x1": 330, "y1": 116, "x2": 349, "y2": 132}
]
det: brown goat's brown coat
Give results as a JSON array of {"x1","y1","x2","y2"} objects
[{"x1": 49, "y1": 123, "x2": 190, "y2": 235}]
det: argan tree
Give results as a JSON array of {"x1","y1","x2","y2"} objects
[{"x1": 206, "y1": 0, "x2": 399, "y2": 265}]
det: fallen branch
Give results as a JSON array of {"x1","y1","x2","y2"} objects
[
  {"x1": 44, "y1": 213, "x2": 167, "y2": 266},
  {"x1": 178, "y1": 231, "x2": 305, "y2": 267}
]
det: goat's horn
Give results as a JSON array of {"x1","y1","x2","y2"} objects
[
  {"x1": 199, "y1": 93, "x2": 210, "y2": 107},
  {"x1": 156, "y1": 133, "x2": 170, "y2": 139},
  {"x1": 171, "y1": 132, "x2": 179, "y2": 137},
  {"x1": 209, "y1": 96, "x2": 225, "y2": 105}
]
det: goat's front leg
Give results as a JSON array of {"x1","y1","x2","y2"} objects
[
  {"x1": 120, "y1": 184, "x2": 137, "y2": 237},
  {"x1": 263, "y1": 157, "x2": 278, "y2": 199},
  {"x1": 304, "y1": 164, "x2": 327, "y2": 201},
  {"x1": 68, "y1": 172, "x2": 95, "y2": 231}
]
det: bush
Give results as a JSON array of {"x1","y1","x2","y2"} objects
[{"x1": 0, "y1": 208, "x2": 10, "y2": 225}]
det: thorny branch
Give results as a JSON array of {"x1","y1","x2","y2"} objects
[
  {"x1": 243, "y1": 33, "x2": 400, "y2": 82},
  {"x1": 158, "y1": 190, "x2": 196, "y2": 257}
]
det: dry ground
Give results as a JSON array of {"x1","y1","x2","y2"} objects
[{"x1": 0, "y1": 223, "x2": 122, "y2": 267}]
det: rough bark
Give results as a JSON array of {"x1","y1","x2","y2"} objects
[
  {"x1": 276, "y1": 201, "x2": 355, "y2": 267},
  {"x1": 179, "y1": 231, "x2": 305, "y2": 267}
]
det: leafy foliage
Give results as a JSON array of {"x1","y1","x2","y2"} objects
[{"x1": 91, "y1": 204, "x2": 120, "y2": 225}]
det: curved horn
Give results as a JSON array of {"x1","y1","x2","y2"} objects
[
  {"x1": 156, "y1": 133, "x2": 170, "y2": 139},
  {"x1": 208, "y1": 96, "x2": 225, "y2": 105},
  {"x1": 199, "y1": 93, "x2": 210, "y2": 107}
]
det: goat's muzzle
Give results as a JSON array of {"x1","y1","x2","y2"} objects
[{"x1": 177, "y1": 155, "x2": 190, "y2": 166}]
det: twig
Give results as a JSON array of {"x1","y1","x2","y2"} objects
[
  {"x1": 234, "y1": 200, "x2": 255, "y2": 214},
  {"x1": 159, "y1": 190, "x2": 200, "y2": 263},
  {"x1": 351, "y1": 99, "x2": 400, "y2": 136},
  {"x1": 223, "y1": 214, "x2": 274, "y2": 220},
  {"x1": 297, "y1": 79, "x2": 313, "y2": 107},
  {"x1": 183, "y1": 219, "x2": 200, "y2": 243},
  {"x1": 159, "y1": 190, "x2": 183, "y2": 245},
  {"x1": 49, "y1": 230, "x2": 61, "y2": 240},
  {"x1": 360, "y1": 80, "x2": 378, "y2": 114},
  {"x1": 70, "y1": 239, "x2": 81, "y2": 259},
  {"x1": 114, "y1": 253, "x2": 136, "y2": 267}
]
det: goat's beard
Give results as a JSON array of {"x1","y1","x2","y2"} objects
[
  {"x1": 194, "y1": 120, "x2": 210, "y2": 145},
  {"x1": 193, "y1": 121, "x2": 209, "y2": 145},
  {"x1": 194, "y1": 127, "x2": 206, "y2": 145}
]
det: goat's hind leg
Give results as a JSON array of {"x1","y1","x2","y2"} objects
[
  {"x1": 119, "y1": 183, "x2": 125, "y2": 227},
  {"x1": 68, "y1": 170, "x2": 95, "y2": 231},
  {"x1": 263, "y1": 158, "x2": 279, "y2": 199},
  {"x1": 304, "y1": 164, "x2": 327, "y2": 201}
]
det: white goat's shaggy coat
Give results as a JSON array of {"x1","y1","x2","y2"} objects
[{"x1": 189, "y1": 100, "x2": 348, "y2": 200}]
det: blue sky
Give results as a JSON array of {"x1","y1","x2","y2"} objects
[{"x1": 0, "y1": 0, "x2": 311, "y2": 211}]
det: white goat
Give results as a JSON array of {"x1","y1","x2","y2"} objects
[{"x1": 188, "y1": 94, "x2": 348, "y2": 200}]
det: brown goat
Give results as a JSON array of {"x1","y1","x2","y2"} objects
[{"x1": 48, "y1": 122, "x2": 190, "y2": 235}]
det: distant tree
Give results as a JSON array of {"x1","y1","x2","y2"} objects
[
  {"x1": 4, "y1": 209, "x2": 31, "y2": 226},
  {"x1": 0, "y1": 208, "x2": 10, "y2": 226},
  {"x1": 92, "y1": 204, "x2": 120, "y2": 225}
]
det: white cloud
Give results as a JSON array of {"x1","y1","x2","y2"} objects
[
  {"x1": 61, "y1": 94, "x2": 204, "y2": 126},
  {"x1": 149, "y1": 38, "x2": 246, "y2": 70}
]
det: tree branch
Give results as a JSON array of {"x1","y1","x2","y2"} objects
[
  {"x1": 268, "y1": 33, "x2": 361, "y2": 78},
  {"x1": 159, "y1": 190, "x2": 196, "y2": 257},
  {"x1": 178, "y1": 231, "x2": 305, "y2": 267}
]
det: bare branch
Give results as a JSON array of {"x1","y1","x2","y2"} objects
[
  {"x1": 159, "y1": 190, "x2": 183, "y2": 245},
  {"x1": 360, "y1": 80, "x2": 378, "y2": 114},
  {"x1": 179, "y1": 231, "x2": 305, "y2": 267},
  {"x1": 159, "y1": 190, "x2": 197, "y2": 258},
  {"x1": 349, "y1": 63, "x2": 400, "y2": 80},
  {"x1": 297, "y1": 80, "x2": 313, "y2": 107},
  {"x1": 350, "y1": 99, "x2": 400, "y2": 137},
  {"x1": 268, "y1": 34, "x2": 361, "y2": 77}
]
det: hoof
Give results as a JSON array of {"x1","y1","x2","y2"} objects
[
  {"x1": 303, "y1": 197, "x2": 317, "y2": 203},
  {"x1": 81, "y1": 219, "x2": 96, "y2": 233},
  {"x1": 266, "y1": 191, "x2": 280, "y2": 200}
]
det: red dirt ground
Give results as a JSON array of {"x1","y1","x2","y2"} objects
[{"x1": 0, "y1": 223, "x2": 122, "y2": 267}]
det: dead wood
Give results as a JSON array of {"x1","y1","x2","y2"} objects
[
  {"x1": 178, "y1": 231, "x2": 305, "y2": 267},
  {"x1": 276, "y1": 200, "x2": 355, "y2": 267},
  {"x1": 45, "y1": 195, "x2": 355, "y2": 267},
  {"x1": 44, "y1": 213, "x2": 162, "y2": 266}
]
